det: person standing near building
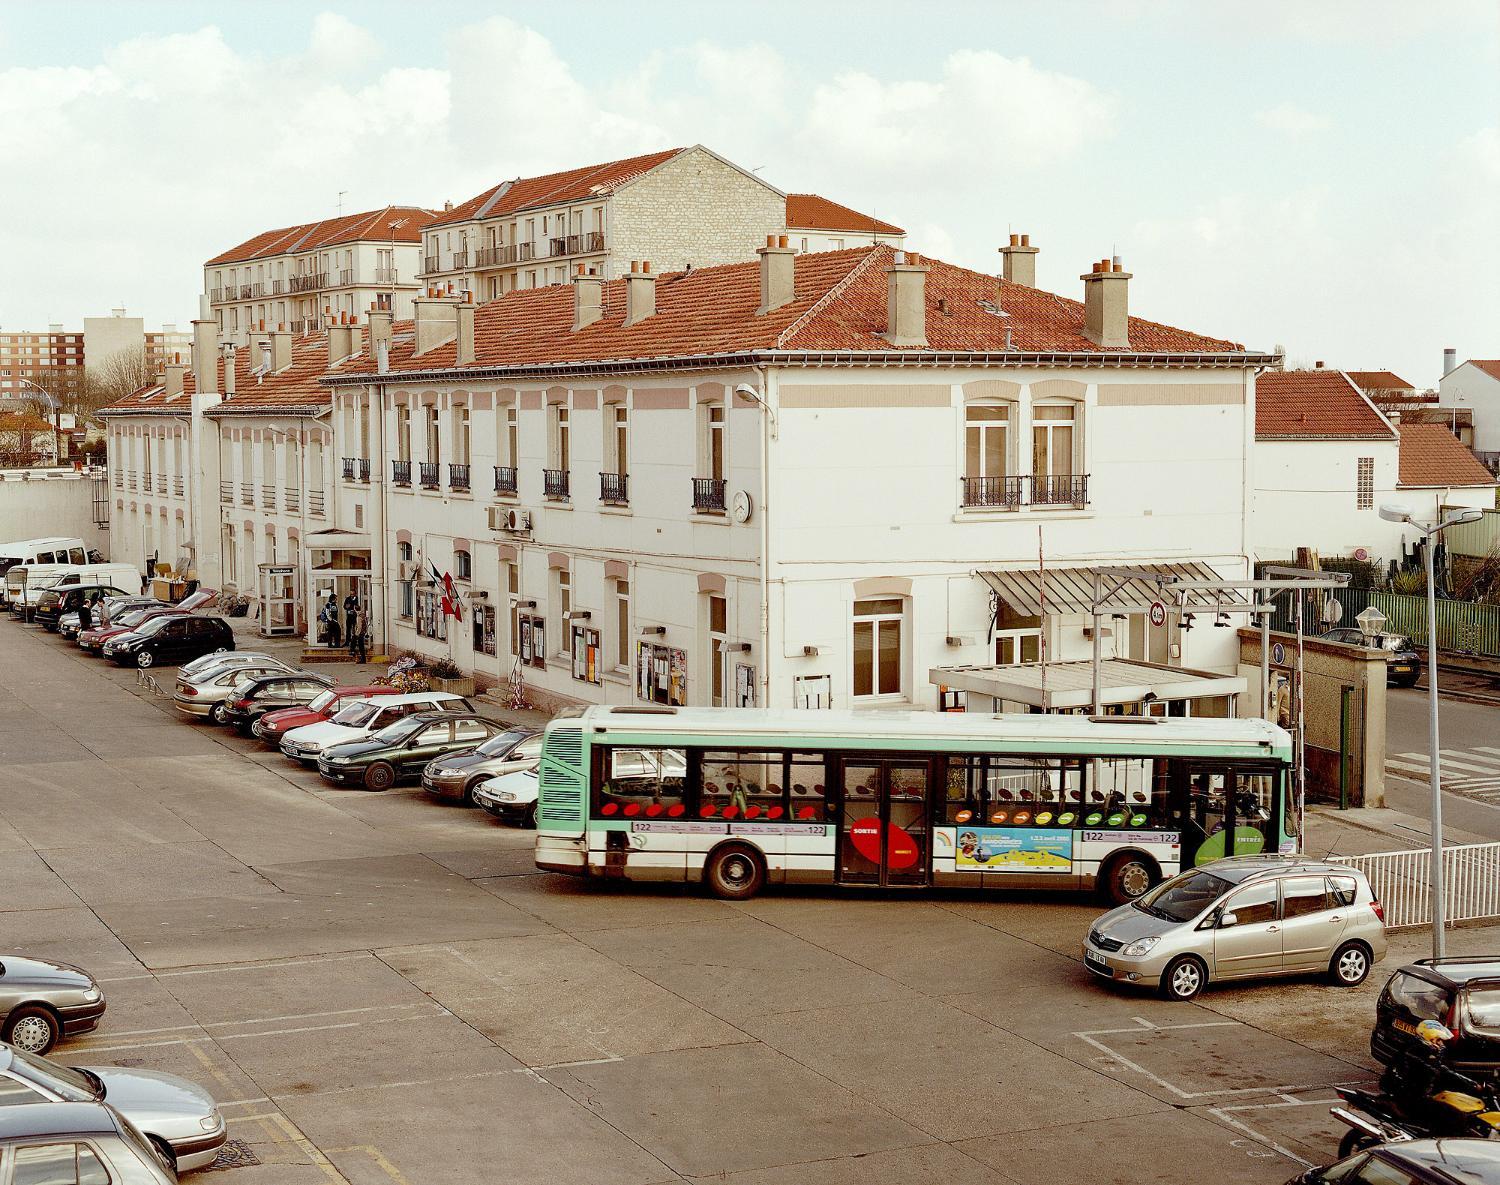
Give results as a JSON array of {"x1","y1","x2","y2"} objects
[
  {"x1": 323, "y1": 594, "x2": 341, "y2": 648},
  {"x1": 352, "y1": 604, "x2": 369, "y2": 664},
  {"x1": 343, "y1": 591, "x2": 359, "y2": 655}
]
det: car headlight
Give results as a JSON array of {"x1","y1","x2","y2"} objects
[
  {"x1": 1121, "y1": 936, "x2": 1160, "y2": 957},
  {"x1": 496, "y1": 791, "x2": 517, "y2": 802},
  {"x1": 200, "y1": 1113, "x2": 222, "y2": 1132},
  {"x1": 82, "y1": 986, "x2": 102, "y2": 1003}
]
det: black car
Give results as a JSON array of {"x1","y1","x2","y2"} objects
[
  {"x1": 59, "y1": 594, "x2": 159, "y2": 640},
  {"x1": 1286, "y1": 1137, "x2": 1500, "y2": 1184},
  {"x1": 34, "y1": 583, "x2": 135, "y2": 631},
  {"x1": 319, "y1": 711, "x2": 511, "y2": 791},
  {"x1": 107, "y1": 615, "x2": 236, "y2": 669},
  {"x1": 1372, "y1": 958, "x2": 1500, "y2": 1088},
  {"x1": 1321, "y1": 628, "x2": 1422, "y2": 688},
  {"x1": 223, "y1": 670, "x2": 335, "y2": 734}
]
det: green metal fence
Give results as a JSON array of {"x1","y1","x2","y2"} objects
[
  {"x1": 1441, "y1": 505, "x2": 1500, "y2": 559},
  {"x1": 1267, "y1": 586, "x2": 1500, "y2": 656}
]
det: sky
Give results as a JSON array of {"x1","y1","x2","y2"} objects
[{"x1": 0, "y1": 0, "x2": 1495, "y2": 387}]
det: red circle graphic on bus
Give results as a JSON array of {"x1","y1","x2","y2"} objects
[{"x1": 847, "y1": 818, "x2": 920, "y2": 870}]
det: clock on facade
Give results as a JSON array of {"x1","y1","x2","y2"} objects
[{"x1": 731, "y1": 490, "x2": 753, "y2": 523}]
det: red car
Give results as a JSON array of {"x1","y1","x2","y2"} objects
[
  {"x1": 253, "y1": 684, "x2": 399, "y2": 745},
  {"x1": 77, "y1": 588, "x2": 214, "y2": 653}
]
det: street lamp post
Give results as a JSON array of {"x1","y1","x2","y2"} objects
[
  {"x1": 1379, "y1": 502, "x2": 1484, "y2": 958},
  {"x1": 14, "y1": 376, "x2": 62, "y2": 464}
]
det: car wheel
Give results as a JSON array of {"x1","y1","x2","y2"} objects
[
  {"x1": 363, "y1": 761, "x2": 396, "y2": 792},
  {"x1": 210, "y1": 702, "x2": 231, "y2": 725},
  {"x1": 1338, "y1": 1129, "x2": 1379, "y2": 1159},
  {"x1": 2, "y1": 1005, "x2": 60, "y2": 1055},
  {"x1": 1100, "y1": 854, "x2": 1158, "y2": 905},
  {"x1": 462, "y1": 779, "x2": 485, "y2": 807},
  {"x1": 523, "y1": 803, "x2": 538, "y2": 830},
  {"x1": 136, "y1": 649, "x2": 154, "y2": 668},
  {"x1": 1158, "y1": 955, "x2": 1207, "y2": 1002},
  {"x1": 704, "y1": 844, "x2": 765, "y2": 900},
  {"x1": 1329, "y1": 941, "x2": 1372, "y2": 987}
]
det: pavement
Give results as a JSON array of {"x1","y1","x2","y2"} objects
[
  {"x1": 1381, "y1": 681, "x2": 1500, "y2": 840},
  {"x1": 5, "y1": 619, "x2": 1500, "y2": 1183}
]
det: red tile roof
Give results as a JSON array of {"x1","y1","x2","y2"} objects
[
  {"x1": 205, "y1": 206, "x2": 438, "y2": 267},
  {"x1": 429, "y1": 148, "x2": 686, "y2": 229},
  {"x1": 1468, "y1": 360, "x2": 1500, "y2": 383},
  {"x1": 1398, "y1": 424, "x2": 1497, "y2": 488},
  {"x1": 1348, "y1": 370, "x2": 1413, "y2": 391},
  {"x1": 98, "y1": 332, "x2": 336, "y2": 417},
  {"x1": 331, "y1": 245, "x2": 1247, "y2": 383},
  {"x1": 1255, "y1": 369, "x2": 1395, "y2": 439},
  {"x1": 786, "y1": 193, "x2": 904, "y2": 236}
]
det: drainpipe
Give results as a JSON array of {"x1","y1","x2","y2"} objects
[
  {"x1": 376, "y1": 338, "x2": 391, "y2": 659},
  {"x1": 755, "y1": 365, "x2": 775, "y2": 708}
]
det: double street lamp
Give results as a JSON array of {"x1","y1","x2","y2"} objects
[{"x1": 1378, "y1": 502, "x2": 1484, "y2": 958}]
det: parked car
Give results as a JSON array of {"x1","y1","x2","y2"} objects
[
  {"x1": 59, "y1": 595, "x2": 159, "y2": 640},
  {"x1": 420, "y1": 727, "x2": 541, "y2": 805},
  {"x1": 253, "y1": 684, "x2": 399, "y2": 746},
  {"x1": 79, "y1": 605, "x2": 177, "y2": 654},
  {"x1": 0, "y1": 1102, "x2": 178, "y2": 1185},
  {"x1": 176, "y1": 647, "x2": 280, "y2": 681},
  {"x1": 473, "y1": 763, "x2": 541, "y2": 827},
  {"x1": 34, "y1": 584, "x2": 136, "y2": 632},
  {"x1": 12, "y1": 565, "x2": 142, "y2": 622},
  {"x1": 1082, "y1": 855, "x2": 1387, "y2": 1001},
  {"x1": 171, "y1": 660, "x2": 298, "y2": 724},
  {"x1": 319, "y1": 711, "x2": 511, "y2": 791},
  {"x1": 221, "y1": 670, "x2": 335, "y2": 733},
  {"x1": 1321, "y1": 627, "x2": 1422, "y2": 688},
  {"x1": 1372, "y1": 958, "x2": 1500, "y2": 1089},
  {"x1": 0, "y1": 953, "x2": 106, "y2": 1055},
  {"x1": 106, "y1": 615, "x2": 235, "y2": 669},
  {"x1": 0, "y1": 1043, "x2": 226, "y2": 1172},
  {"x1": 1286, "y1": 1137, "x2": 1500, "y2": 1184},
  {"x1": 280, "y1": 692, "x2": 473, "y2": 765}
]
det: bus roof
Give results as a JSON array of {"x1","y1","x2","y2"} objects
[{"x1": 566, "y1": 707, "x2": 1291, "y2": 754}]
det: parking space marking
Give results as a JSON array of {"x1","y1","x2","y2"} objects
[
  {"x1": 330, "y1": 1145, "x2": 415, "y2": 1185},
  {"x1": 99, "y1": 952, "x2": 375, "y2": 983},
  {"x1": 64, "y1": 1007, "x2": 446, "y2": 1055},
  {"x1": 1204, "y1": 1095, "x2": 1347, "y2": 1170},
  {"x1": 69, "y1": 1000, "x2": 440, "y2": 1046},
  {"x1": 234, "y1": 1112, "x2": 351, "y2": 1183}
]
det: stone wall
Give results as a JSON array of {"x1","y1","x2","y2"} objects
[{"x1": 0, "y1": 468, "x2": 109, "y2": 557}]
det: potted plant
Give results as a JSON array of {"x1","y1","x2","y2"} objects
[{"x1": 426, "y1": 656, "x2": 475, "y2": 696}]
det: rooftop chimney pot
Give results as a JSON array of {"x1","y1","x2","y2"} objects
[
  {"x1": 881, "y1": 252, "x2": 930, "y2": 348},
  {"x1": 571, "y1": 268, "x2": 604, "y2": 331},
  {"x1": 456, "y1": 303, "x2": 476, "y2": 366},
  {"x1": 1080, "y1": 255, "x2": 1132, "y2": 348},
  {"x1": 624, "y1": 261, "x2": 658, "y2": 327},
  {"x1": 756, "y1": 237, "x2": 797, "y2": 314},
  {"x1": 998, "y1": 234, "x2": 1039, "y2": 286},
  {"x1": 413, "y1": 290, "x2": 460, "y2": 355}
]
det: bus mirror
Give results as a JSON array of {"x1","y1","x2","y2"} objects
[{"x1": 1218, "y1": 911, "x2": 1238, "y2": 928}]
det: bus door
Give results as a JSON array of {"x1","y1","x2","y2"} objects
[
  {"x1": 836, "y1": 758, "x2": 930, "y2": 887},
  {"x1": 1176, "y1": 762, "x2": 1280, "y2": 867}
]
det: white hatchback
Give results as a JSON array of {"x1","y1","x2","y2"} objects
[
  {"x1": 280, "y1": 691, "x2": 473, "y2": 763},
  {"x1": 473, "y1": 764, "x2": 540, "y2": 827}
]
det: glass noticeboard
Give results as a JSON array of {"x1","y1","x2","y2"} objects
[{"x1": 637, "y1": 641, "x2": 686, "y2": 705}]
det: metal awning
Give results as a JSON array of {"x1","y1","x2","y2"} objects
[
  {"x1": 976, "y1": 561, "x2": 1242, "y2": 617},
  {"x1": 304, "y1": 529, "x2": 371, "y2": 551},
  {"x1": 931, "y1": 658, "x2": 1247, "y2": 712}
]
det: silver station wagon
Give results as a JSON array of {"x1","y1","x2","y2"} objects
[{"x1": 1083, "y1": 855, "x2": 1388, "y2": 1001}]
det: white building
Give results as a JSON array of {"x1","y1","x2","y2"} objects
[
  {"x1": 1437, "y1": 359, "x2": 1500, "y2": 463},
  {"x1": 785, "y1": 193, "x2": 905, "y2": 253},
  {"x1": 1392, "y1": 422, "x2": 1497, "y2": 521}
]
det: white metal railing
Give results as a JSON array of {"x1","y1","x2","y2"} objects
[{"x1": 1346, "y1": 841, "x2": 1500, "y2": 929}]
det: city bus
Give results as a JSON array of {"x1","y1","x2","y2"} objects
[{"x1": 534, "y1": 707, "x2": 1296, "y2": 902}]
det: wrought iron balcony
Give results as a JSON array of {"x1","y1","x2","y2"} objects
[
  {"x1": 449, "y1": 463, "x2": 471, "y2": 492},
  {"x1": 270, "y1": 279, "x2": 285, "y2": 294},
  {"x1": 1029, "y1": 473, "x2": 1089, "y2": 508},
  {"x1": 338, "y1": 268, "x2": 353, "y2": 286},
  {"x1": 600, "y1": 471, "x2": 628, "y2": 505},
  {"x1": 419, "y1": 462, "x2": 440, "y2": 489},
  {"x1": 517, "y1": 242, "x2": 535, "y2": 262},
  {"x1": 358, "y1": 458, "x2": 370, "y2": 482},
  {"x1": 692, "y1": 477, "x2": 727, "y2": 513},
  {"x1": 476, "y1": 245, "x2": 513, "y2": 268},
  {"x1": 961, "y1": 475, "x2": 1023, "y2": 510},
  {"x1": 250, "y1": 283, "x2": 265, "y2": 297},
  {"x1": 392, "y1": 460, "x2": 411, "y2": 486},
  {"x1": 543, "y1": 468, "x2": 570, "y2": 499},
  {"x1": 210, "y1": 288, "x2": 228, "y2": 303},
  {"x1": 289, "y1": 273, "x2": 327, "y2": 293},
  {"x1": 373, "y1": 267, "x2": 397, "y2": 284},
  {"x1": 493, "y1": 465, "x2": 517, "y2": 495},
  {"x1": 422, "y1": 255, "x2": 440, "y2": 274},
  {"x1": 341, "y1": 457, "x2": 358, "y2": 481},
  {"x1": 584, "y1": 230, "x2": 605, "y2": 253},
  {"x1": 451, "y1": 250, "x2": 469, "y2": 270},
  {"x1": 548, "y1": 237, "x2": 568, "y2": 258}
]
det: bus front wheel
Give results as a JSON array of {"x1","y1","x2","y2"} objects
[
  {"x1": 705, "y1": 844, "x2": 765, "y2": 901},
  {"x1": 1100, "y1": 853, "x2": 1158, "y2": 906}
]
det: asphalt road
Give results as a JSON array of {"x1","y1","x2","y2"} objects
[
  {"x1": 1384, "y1": 683, "x2": 1500, "y2": 840},
  {"x1": 3, "y1": 621, "x2": 1498, "y2": 1183}
]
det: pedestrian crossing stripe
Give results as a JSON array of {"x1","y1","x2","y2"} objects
[{"x1": 1386, "y1": 748, "x2": 1500, "y2": 804}]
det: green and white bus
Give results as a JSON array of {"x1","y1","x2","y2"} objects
[{"x1": 534, "y1": 707, "x2": 1296, "y2": 902}]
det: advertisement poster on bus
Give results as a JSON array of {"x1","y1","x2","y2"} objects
[{"x1": 955, "y1": 828, "x2": 1072, "y2": 873}]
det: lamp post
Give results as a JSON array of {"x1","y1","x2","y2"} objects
[
  {"x1": 15, "y1": 376, "x2": 62, "y2": 464},
  {"x1": 1379, "y1": 503, "x2": 1484, "y2": 958}
]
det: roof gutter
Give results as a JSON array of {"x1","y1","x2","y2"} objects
[
  {"x1": 319, "y1": 348, "x2": 1284, "y2": 388},
  {"x1": 203, "y1": 403, "x2": 327, "y2": 418}
]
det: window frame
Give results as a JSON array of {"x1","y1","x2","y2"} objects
[{"x1": 851, "y1": 596, "x2": 906, "y2": 701}]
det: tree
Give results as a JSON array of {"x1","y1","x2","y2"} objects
[{"x1": 80, "y1": 350, "x2": 151, "y2": 415}]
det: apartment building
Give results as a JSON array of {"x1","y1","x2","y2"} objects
[
  {"x1": 0, "y1": 325, "x2": 83, "y2": 405},
  {"x1": 785, "y1": 193, "x2": 905, "y2": 253},
  {"x1": 83, "y1": 308, "x2": 191, "y2": 380},
  {"x1": 204, "y1": 206, "x2": 438, "y2": 347}
]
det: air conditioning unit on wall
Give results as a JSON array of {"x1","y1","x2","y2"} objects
[{"x1": 488, "y1": 505, "x2": 532, "y2": 533}]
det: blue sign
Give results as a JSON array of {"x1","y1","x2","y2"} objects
[
  {"x1": 955, "y1": 828, "x2": 1072, "y2": 873},
  {"x1": 1271, "y1": 642, "x2": 1286, "y2": 665}
]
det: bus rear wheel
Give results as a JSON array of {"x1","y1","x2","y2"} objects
[
  {"x1": 705, "y1": 844, "x2": 765, "y2": 901},
  {"x1": 1100, "y1": 853, "x2": 1158, "y2": 905}
]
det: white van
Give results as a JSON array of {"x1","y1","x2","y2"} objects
[
  {"x1": 0, "y1": 538, "x2": 100, "y2": 606},
  {"x1": 10, "y1": 564, "x2": 143, "y2": 618}
]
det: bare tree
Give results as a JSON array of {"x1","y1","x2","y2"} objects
[{"x1": 80, "y1": 351, "x2": 152, "y2": 415}]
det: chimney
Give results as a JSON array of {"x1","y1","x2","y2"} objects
[
  {"x1": 1080, "y1": 256, "x2": 1131, "y2": 348},
  {"x1": 1444, "y1": 348, "x2": 1457, "y2": 376},
  {"x1": 624, "y1": 260, "x2": 656, "y2": 326},
  {"x1": 269, "y1": 328, "x2": 293, "y2": 372},
  {"x1": 756, "y1": 234, "x2": 795, "y2": 314},
  {"x1": 164, "y1": 361, "x2": 186, "y2": 398},
  {"x1": 347, "y1": 319, "x2": 363, "y2": 360},
  {"x1": 572, "y1": 265, "x2": 604, "y2": 331},
  {"x1": 881, "y1": 250, "x2": 929, "y2": 348},
  {"x1": 367, "y1": 308, "x2": 392, "y2": 361},
  {"x1": 456, "y1": 303, "x2": 476, "y2": 366},
  {"x1": 413, "y1": 292, "x2": 459, "y2": 355},
  {"x1": 326, "y1": 322, "x2": 352, "y2": 366},
  {"x1": 222, "y1": 345, "x2": 237, "y2": 397},
  {"x1": 998, "y1": 232, "x2": 1039, "y2": 287},
  {"x1": 191, "y1": 312, "x2": 217, "y2": 396}
]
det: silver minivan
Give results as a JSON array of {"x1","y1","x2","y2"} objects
[{"x1": 1083, "y1": 855, "x2": 1388, "y2": 1001}]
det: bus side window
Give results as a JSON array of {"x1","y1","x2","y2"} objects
[
  {"x1": 701, "y1": 751, "x2": 784, "y2": 821},
  {"x1": 786, "y1": 753, "x2": 828, "y2": 822},
  {"x1": 599, "y1": 747, "x2": 686, "y2": 819}
]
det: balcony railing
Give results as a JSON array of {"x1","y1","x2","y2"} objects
[
  {"x1": 338, "y1": 268, "x2": 353, "y2": 286},
  {"x1": 358, "y1": 458, "x2": 370, "y2": 482},
  {"x1": 423, "y1": 255, "x2": 440, "y2": 273},
  {"x1": 172, "y1": 476, "x2": 184, "y2": 496},
  {"x1": 517, "y1": 242, "x2": 535, "y2": 262},
  {"x1": 289, "y1": 273, "x2": 327, "y2": 293},
  {"x1": 341, "y1": 457, "x2": 358, "y2": 482},
  {"x1": 308, "y1": 489, "x2": 325, "y2": 517},
  {"x1": 543, "y1": 468, "x2": 570, "y2": 499},
  {"x1": 155, "y1": 475, "x2": 167, "y2": 494},
  {"x1": 219, "y1": 479, "x2": 232, "y2": 501},
  {"x1": 271, "y1": 279, "x2": 284, "y2": 294},
  {"x1": 284, "y1": 489, "x2": 300, "y2": 513},
  {"x1": 239, "y1": 285, "x2": 253, "y2": 299},
  {"x1": 584, "y1": 230, "x2": 605, "y2": 253},
  {"x1": 210, "y1": 288, "x2": 228, "y2": 303},
  {"x1": 692, "y1": 477, "x2": 727, "y2": 513},
  {"x1": 600, "y1": 471, "x2": 628, "y2": 505},
  {"x1": 262, "y1": 483, "x2": 276, "y2": 507},
  {"x1": 493, "y1": 465, "x2": 517, "y2": 495},
  {"x1": 548, "y1": 237, "x2": 568, "y2": 258},
  {"x1": 476, "y1": 245, "x2": 513, "y2": 268},
  {"x1": 290, "y1": 318, "x2": 310, "y2": 334},
  {"x1": 419, "y1": 462, "x2": 440, "y2": 489},
  {"x1": 451, "y1": 250, "x2": 469, "y2": 270},
  {"x1": 449, "y1": 463, "x2": 471, "y2": 492},
  {"x1": 240, "y1": 481, "x2": 254, "y2": 505},
  {"x1": 250, "y1": 282, "x2": 265, "y2": 298},
  {"x1": 373, "y1": 267, "x2": 397, "y2": 284},
  {"x1": 392, "y1": 460, "x2": 411, "y2": 486},
  {"x1": 1029, "y1": 473, "x2": 1090, "y2": 508},
  {"x1": 961, "y1": 475, "x2": 1023, "y2": 510}
]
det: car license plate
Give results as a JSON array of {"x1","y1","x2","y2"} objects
[{"x1": 1084, "y1": 949, "x2": 1110, "y2": 971}]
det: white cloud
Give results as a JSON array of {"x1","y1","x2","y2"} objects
[{"x1": 1255, "y1": 101, "x2": 1332, "y2": 135}]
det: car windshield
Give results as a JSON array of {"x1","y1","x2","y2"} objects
[
  {"x1": 331, "y1": 701, "x2": 383, "y2": 727},
  {"x1": 308, "y1": 690, "x2": 339, "y2": 713},
  {"x1": 475, "y1": 730, "x2": 529, "y2": 758},
  {"x1": 115, "y1": 609, "x2": 155, "y2": 627},
  {"x1": 373, "y1": 715, "x2": 428, "y2": 744},
  {"x1": 1133, "y1": 868, "x2": 1233, "y2": 922},
  {"x1": 1463, "y1": 987, "x2": 1500, "y2": 1037},
  {"x1": 135, "y1": 614, "x2": 173, "y2": 635},
  {"x1": 9, "y1": 1046, "x2": 98, "y2": 1101}
]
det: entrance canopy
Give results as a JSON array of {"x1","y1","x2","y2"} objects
[
  {"x1": 977, "y1": 561, "x2": 1242, "y2": 616},
  {"x1": 931, "y1": 658, "x2": 1247, "y2": 712}
]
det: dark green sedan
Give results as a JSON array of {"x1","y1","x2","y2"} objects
[{"x1": 317, "y1": 711, "x2": 509, "y2": 791}]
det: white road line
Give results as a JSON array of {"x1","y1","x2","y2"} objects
[
  {"x1": 98, "y1": 952, "x2": 376, "y2": 982},
  {"x1": 61, "y1": 1010, "x2": 440, "y2": 1054},
  {"x1": 68, "y1": 1001, "x2": 436, "y2": 1044}
]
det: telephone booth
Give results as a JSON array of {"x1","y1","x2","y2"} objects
[{"x1": 258, "y1": 563, "x2": 299, "y2": 636}]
